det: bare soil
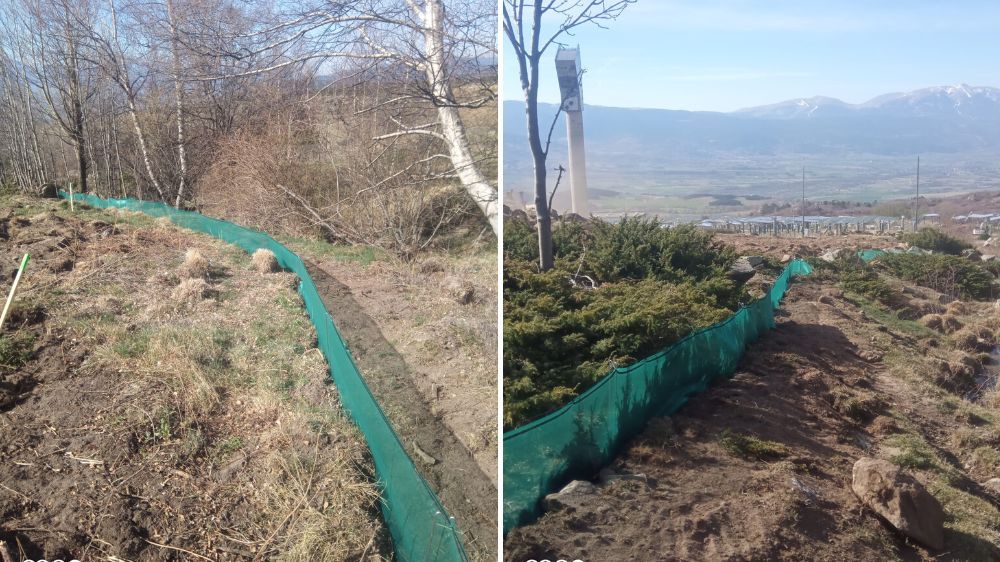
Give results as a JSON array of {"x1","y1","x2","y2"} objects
[
  {"x1": 505, "y1": 274, "x2": 1000, "y2": 561},
  {"x1": 0, "y1": 197, "x2": 388, "y2": 561},
  {"x1": 305, "y1": 259, "x2": 497, "y2": 559}
]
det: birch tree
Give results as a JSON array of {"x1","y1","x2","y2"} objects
[{"x1": 194, "y1": 0, "x2": 499, "y2": 234}]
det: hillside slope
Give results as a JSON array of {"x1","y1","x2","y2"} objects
[
  {"x1": 0, "y1": 195, "x2": 388, "y2": 561},
  {"x1": 506, "y1": 257, "x2": 1000, "y2": 561}
]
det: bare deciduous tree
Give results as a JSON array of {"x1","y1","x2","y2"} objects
[{"x1": 503, "y1": 0, "x2": 634, "y2": 270}]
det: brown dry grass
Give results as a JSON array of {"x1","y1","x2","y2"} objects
[
  {"x1": 1, "y1": 195, "x2": 388, "y2": 561},
  {"x1": 179, "y1": 248, "x2": 210, "y2": 279},
  {"x1": 252, "y1": 248, "x2": 280, "y2": 273}
]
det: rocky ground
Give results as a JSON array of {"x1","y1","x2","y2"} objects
[{"x1": 505, "y1": 246, "x2": 1000, "y2": 561}]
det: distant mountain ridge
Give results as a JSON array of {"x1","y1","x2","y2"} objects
[
  {"x1": 736, "y1": 84, "x2": 1000, "y2": 119},
  {"x1": 504, "y1": 84, "x2": 1000, "y2": 165},
  {"x1": 502, "y1": 84, "x2": 1000, "y2": 206}
]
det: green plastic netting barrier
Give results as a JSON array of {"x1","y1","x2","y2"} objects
[
  {"x1": 859, "y1": 249, "x2": 886, "y2": 262},
  {"x1": 502, "y1": 259, "x2": 813, "y2": 533},
  {"x1": 59, "y1": 191, "x2": 467, "y2": 562}
]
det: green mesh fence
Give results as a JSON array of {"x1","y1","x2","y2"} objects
[
  {"x1": 60, "y1": 192, "x2": 467, "y2": 562},
  {"x1": 859, "y1": 249, "x2": 886, "y2": 262},
  {"x1": 502, "y1": 259, "x2": 813, "y2": 533}
]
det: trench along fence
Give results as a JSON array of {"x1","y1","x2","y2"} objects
[{"x1": 59, "y1": 191, "x2": 467, "y2": 562}]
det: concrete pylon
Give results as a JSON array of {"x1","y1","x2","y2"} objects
[{"x1": 555, "y1": 46, "x2": 589, "y2": 216}]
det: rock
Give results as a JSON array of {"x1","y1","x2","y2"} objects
[
  {"x1": 543, "y1": 480, "x2": 597, "y2": 512},
  {"x1": 962, "y1": 249, "x2": 983, "y2": 261},
  {"x1": 852, "y1": 458, "x2": 944, "y2": 550},
  {"x1": 821, "y1": 249, "x2": 843, "y2": 262},
  {"x1": 858, "y1": 350, "x2": 883, "y2": 363},
  {"x1": 508, "y1": 209, "x2": 530, "y2": 223},
  {"x1": 598, "y1": 467, "x2": 651, "y2": 486},
  {"x1": 727, "y1": 256, "x2": 759, "y2": 284},
  {"x1": 37, "y1": 183, "x2": 59, "y2": 198},
  {"x1": 983, "y1": 478, "x2": 1000, "y2": 494},
  {"x1": 780, "y1": 254, "x2": 792, "y2": 263},
  {"x1": 443, "y1": 275, "x2": 476, "y2": 305},
  {"x1": 418, "y1": 259, "x2": 445, "y2": 275}
]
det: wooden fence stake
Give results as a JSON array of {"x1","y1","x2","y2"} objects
[
  {"x1": 0, "y1": 253, "x2": 30, "y2": 333},
  {"x1": 69, "y1": 181, "x2": 75, "y2": 212}
]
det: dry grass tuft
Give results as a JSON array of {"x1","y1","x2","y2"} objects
[
  {"x1": 179, "y1": 248, "x2": 210, "y2": 279},
  {"x1": 155, "y1": 216, "x2": 173, "y2": 229},
  {"x1": 172, "y1": 278, "x2": 210, "y2": 303},
  {"x1": 946, "y1": 300, "x2": 973, "y2": 315},
  {"x1": 252, "y1": 248, "x2": 280, "y2": 273},
  {"x1": 921, "y1": 313, "x2": 964, "y2": 334}
]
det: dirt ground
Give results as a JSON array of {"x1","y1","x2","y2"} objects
[
  {"x1": 304, "y1": 258, "x2": 497, "y2": 560},
  {"x1": 505, "y1": 267, "x2": 1000, "y2": 560},
  {"x1": 0, "y1": 196, "x2": 388, "y2": 561},
  {"x1": 277, "y1": 240, "x2": 498, "y2": 560}
]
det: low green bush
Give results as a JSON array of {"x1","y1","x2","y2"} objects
[
  {"x1": 878, "y1": 253, "x2": 997, "y2": 301},
  {"x1": 903, "y1": 227, "x2": 972, "y2": 255},
  {"x1": 503, "y1": 217, "x2": 748, "y2": 428}
]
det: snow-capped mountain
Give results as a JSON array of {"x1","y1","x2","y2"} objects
[
  {"x1": 735, "y1": 95, "x2": 853, "y2": 118},
  {"x1": 737, "y1": 85, "x2": 1000, "y2": 119}
]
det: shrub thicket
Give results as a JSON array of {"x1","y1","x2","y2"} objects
[
  {"x1": 877, "y1": 253, "x2": 997, "y2": 301},
  {"x1": 504, "y1": 218, "x2": 746, "y2": 428},
  {"x1": 805, "y1": 252, "x2": 896, "y2": 305},
  {"x1": 903, "y1": 228, "x2": 972, "y2": 255}
]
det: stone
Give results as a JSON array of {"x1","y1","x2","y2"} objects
[
  {"x1": 982, "y1": 478, "x2": 1000, "y2": 494},
  {"x1": 443, "y1": 276, "x2": 476, "y2": 305},
  {"x1": 543, "y1": 480, "x2": 597, "y2": 512},
  {"x1": 962, "y1": 249, "x2": 983, "y2": 261},
  {"x1": 727, "y1": 256, "x2": 760, "y2": 284},
  {"x1": 597, "y1": 467, "x2": 650, "y2": 486},
  {"x1": 852, "y1": 458, "x2": 944, "y2": 550},
  {"x1": 820, "y1": 249, "x2": 843, "y2": 262},
  {"x1": 37, "y1": 183, "x2": 59, "y2": 198}
]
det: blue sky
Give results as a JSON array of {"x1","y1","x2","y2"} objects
[{"x1": 502, "y1": 0, "x2": 1000, "y2": 111}]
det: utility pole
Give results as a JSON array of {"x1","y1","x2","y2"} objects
[
  {"x1": 801, "y1": 166, "x2": 806, "y2": 237},
  {"x1": 912, "y1": 156, "x2": 920, "y2": 232}
]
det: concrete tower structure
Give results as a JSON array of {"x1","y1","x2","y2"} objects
[{"x1": 555, "y1": 46, "x2": 589, "y2": 216}]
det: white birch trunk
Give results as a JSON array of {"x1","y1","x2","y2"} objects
[
  {"x1": 165, "y1": 0, "x2": 188, "y2": 208},
  {"x1": 421, "y1": 0, "x2": 498, "y2": 235}
]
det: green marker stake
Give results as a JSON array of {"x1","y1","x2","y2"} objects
[{"x1": 0, "y1": 253, "x2": 30, "y2": 332}]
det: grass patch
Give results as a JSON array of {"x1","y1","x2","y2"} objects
[
  {"x1": 718, "y1": 429, "x2": 788, "y2": 460},
  {"x1": 886, "y1": 433, "x2": 937, "y2": 470},
  {"x1": 216, "y1": 436, "x2": 245, "y2": 459},
  {"x1": 0, "y1": 334, "x2": 34, "y2": 374},
  {"x1": 850, "y1": 295, "x2": 938, "y2": 339},
  {"x1": 112, "y1": 328, "x2": 152, "y2": 358},
  {"x1": 277, "y1": 235, "x2": 383, "y2": 265},
  {"x1": 937, "y1": 398, "x2": 960, "y2": 414},
  {"x1": 833, "y1": 391, "x2": 882, "y2": 423},
  {"x1": 929, "y1": 477, "x2": 1000, "y2": 560}
]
